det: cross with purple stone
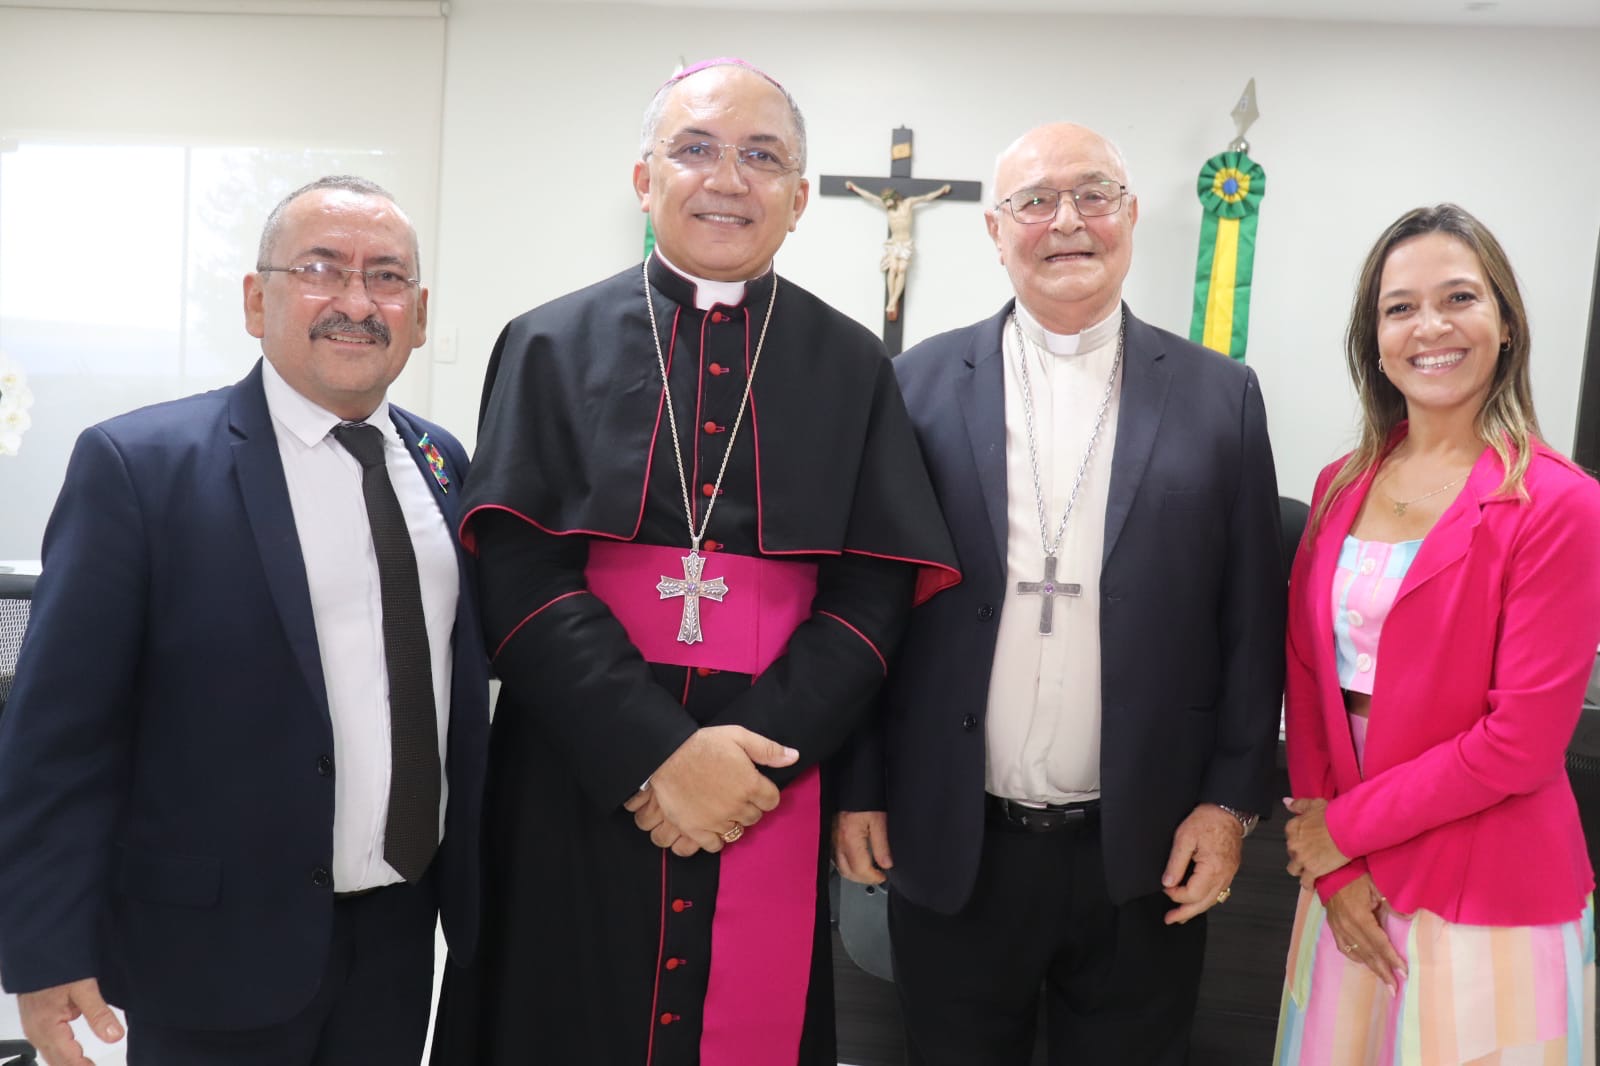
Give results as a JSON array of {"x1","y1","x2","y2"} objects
[
  {"x1": 657, "y1": 550, "x2": 729, "y2": 645},
  {"x1": 1015, "y1": 555, "x2": 1081, "y2": 635}
]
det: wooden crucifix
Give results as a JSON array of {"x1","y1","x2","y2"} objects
[{"x1": 821, "y1": 127, "x2": 981, "y2": 355}]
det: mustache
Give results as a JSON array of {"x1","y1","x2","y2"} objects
[{"x1": 310, "y1": 312, "x2": 390, "y2": 346}]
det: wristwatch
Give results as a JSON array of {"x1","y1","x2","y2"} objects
[{"x1": 1216, "y1": 804, "x2": 1260, "y2": 838}]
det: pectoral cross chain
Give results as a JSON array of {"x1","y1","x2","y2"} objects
[
  {"x1": 657, "y1": 551, "x2": 728, "y2": 645},
  {"x1": 1015, "y1": 555, "x2": 1080, "y2": 635}
]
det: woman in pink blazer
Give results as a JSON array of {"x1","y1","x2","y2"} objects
[{"x1": 1275, "y1": 204, "x2": 1600, "y2": 1065}]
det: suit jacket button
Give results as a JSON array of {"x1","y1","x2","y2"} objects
[
  {"x1": 961, "y1": 714, "x2": 978, "y2": 731},
  {"x1": 316, "y1": 754, "x2": 334, "y2": 776},
  {"x1": 311, "y1": 866, "x2": 331, "y2": 887},
  {"x1": 978, "y1": 604, "x2": 995, "y2": 620}
]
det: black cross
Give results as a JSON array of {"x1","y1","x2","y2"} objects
[{"x1": 820, "y1": 127, "x2": 981, "y2": 355}]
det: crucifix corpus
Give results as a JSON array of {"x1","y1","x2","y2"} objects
[{"x1": 821, "y1": 127, "x2": 981, "y2": 354}]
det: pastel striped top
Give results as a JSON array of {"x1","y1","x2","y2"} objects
[{"x1": 1332, "y1": 535, "x2": 1423, "y2": 694}]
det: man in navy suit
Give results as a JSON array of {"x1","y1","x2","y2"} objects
[
  {"x1": 834, "y1": 123, "x2": 1285, "y2": 1064},
  {"x1": 0, "y1": 176, "x2": 488, "y2": 1066}
]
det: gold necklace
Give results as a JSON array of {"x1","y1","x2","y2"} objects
[{"x1": 1383, "y1": 473, "x2": 1467, "y2": 517}]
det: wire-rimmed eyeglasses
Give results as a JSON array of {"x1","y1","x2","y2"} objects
[
  {"x1": 653, "y1": 135, "x2": 800, "y2": 177},
  {"x1": 258, "y1": 261, "x2": 419, "y2": 300},
  {"x1": 995, "y1": 182, "x2": 1128, "y2": 224}
]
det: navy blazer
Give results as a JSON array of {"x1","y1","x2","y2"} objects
[
  {"x1": 0, "y1": 361, "x2": 489, "y2": 1030},
  {"x1": 853, "y1": 303, "x2": 1285, "y2": 913}
]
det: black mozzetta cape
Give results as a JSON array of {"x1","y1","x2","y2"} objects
[
  {"x1": 463, "y1": 258, "x2": 959, "y2": 565},
  {"x1": 431, "y1": 257, "x2": 958, "y2": 1066}
]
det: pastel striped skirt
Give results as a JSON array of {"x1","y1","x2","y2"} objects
[{"x1": 1274, "y1": 888, "x2": 1594, "y2": 1065}]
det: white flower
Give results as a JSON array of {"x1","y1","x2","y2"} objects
[
  {"x1": 0, "y1": 350, "x2": 33, "y2": 455},
  {"x1": 0, "y1": 402, "x2": 31, "y2": 432},
  {"x1": 0, "y1": 379, "x2": 32, "y2": 411}
]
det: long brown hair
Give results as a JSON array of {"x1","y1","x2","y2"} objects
[{"x1": 1311, "y1": 203, "x2": 1540, "y2": 530}]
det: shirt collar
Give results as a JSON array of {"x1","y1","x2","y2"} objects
[
  {"x1": 653, "y1": 249, "x2": 768, "y2": 311},
  {"x1": 260, "y1": 357, "x2": 392, "y2": 448},
  {"x1": 1013, "y1": 301, "x2": 1123, "y2": 357}
]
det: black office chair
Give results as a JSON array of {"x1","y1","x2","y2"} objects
[
  {"x1": 0, "y1": 570, "x2": 40, "y2": 1066},
  {"x1": 0, "y1": 1035, "x2": 35, "y2": 1064},
  {"x1": 1279, "y1": 495, "x2": 1310, "y2": 584},
  {"x1": 0, "y1": 571, "x2": 34, "y2": 707},
  {"x1": 1564, "y1": 652, "x2": 1600, "y2": 880}
]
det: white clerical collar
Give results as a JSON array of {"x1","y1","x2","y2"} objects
[
  {"x1": 655, "y1": 249, "x2": 767, "y2": 311},
  {"x1": 261, "y1": 356, "x2": 391, "y2": 449},
  {"x1": 1014, "y1": 301, "x2": 1123, "y2": 357}
]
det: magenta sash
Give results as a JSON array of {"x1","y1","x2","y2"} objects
[{"x1": 586, "y1": 541, "x2": 821, "y2": 1066}]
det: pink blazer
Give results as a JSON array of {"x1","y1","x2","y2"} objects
[{"x1": 1287, "y1": 431, "x2": 1600, "y2": 926}]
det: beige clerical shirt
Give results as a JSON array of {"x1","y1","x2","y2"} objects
[{"x1": 984, "y1": 302, "x2": 1123, "y2": 804}]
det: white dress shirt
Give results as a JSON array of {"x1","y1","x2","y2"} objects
[
  {"x1": 261, "y1": 359, "x2": 458, "y2": 891},
  {"x1": 984, "y1": 303, "x2": 1123, "y2": 804}
]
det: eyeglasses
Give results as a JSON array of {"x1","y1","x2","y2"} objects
[
  {"x1": 258, "y1": 261, "x2": 419, "y2": 300},
  {"x1": 995, "y1": 182, "x2": 1128, "y2": 224},
  {"x1": 654, "y1": 135, "x2": 799, "y2": 177}
]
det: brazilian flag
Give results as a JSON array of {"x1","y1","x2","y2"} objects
[{"x1": 1189, "y1": 151, "x2": 1265, "y2": 362}]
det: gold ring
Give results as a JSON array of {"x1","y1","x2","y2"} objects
[
  {"x1": 1344, "y1": 941, "x2": 1359, "y2": 952},
  {"x1": 1215, "y1": 886, "x2": 1232, "y2": 904},
  {"x1": 720, "y1": 824, "x2": 744, "y2": 844}
]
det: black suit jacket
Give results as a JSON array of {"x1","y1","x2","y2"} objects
[
  {"x1": 0, "y1": 362, "x2": 490, "y2": 1029},
  {"x1": 847, "y1": 303, "x2": 1285, "y2": 913}
]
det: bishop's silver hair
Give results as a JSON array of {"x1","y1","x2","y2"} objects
[{"x1": 639, "y1": 60, "x2": 808, "y2": 174}]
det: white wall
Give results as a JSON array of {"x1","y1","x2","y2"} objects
[
  {"x1": 431, "y1": 1, "x2": 1600, "y2": 503},
  {"x1": 2, "y1": 1, "x2": 1597, "y2": 556},
  {"x1": 0, "y1": 4, "x2": 447, "y2": 558}
]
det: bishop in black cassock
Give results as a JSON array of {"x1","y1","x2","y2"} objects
[
  {"x1": 430, "y1": 59, "x2": 958, "y2": 1066},
  {"x1": 431, "y1": 255, "x2": 957, "y2": 1065}
]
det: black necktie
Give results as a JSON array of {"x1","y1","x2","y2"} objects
[{"x1": 332, "y1": 421, "x2": 440, "y2": 883}]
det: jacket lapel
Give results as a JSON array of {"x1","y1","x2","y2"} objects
[
  {"x1": 1393, "y1": 446, "x2": 1497, "y2": 600},
  {"x1": 956, "y1": 304, "x2": 1012, "y2": 578},
  {"x1": 390, "y1": 407, "x2": 473, "y2": 680},
  {"x1": 1102, "y1": 309, "x2": 1171, "y2": 565},
  {"x1": 229, "y1": 361, "x2": 329, "y2": 721},
  {"x1": 1307, "y1": 470, "x2": 1367, "y2": 785},
  {"x1": 1303, "y1": 438, "x2": 1498, "y2": 788},
  {"x1": 390, "y1": 408, "x2": 461, "y2": 535}
]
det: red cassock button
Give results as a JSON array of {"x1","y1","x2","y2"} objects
[
  {"x1": 671, "y1": 898, "x2": 693, "y2": 912},
  {"x1": 665, "y1": 957, "x2": 681, "y2": 970},
  {"x1": 696, "y1": 667, "x2": 720, "y2": 678},
  {"x1": 660, "y1": 1012, "x2": 679, "y2": 1025},
  {"x1": 710, "y1": 311, "x2": 727, "y2": 323},
  {"x1": 703, "y1": 421, "x2": 723, "y2": 434},
  {"x1": 709, "y1": 363, "x2": 726, "y2": 376},
  {"x1": 701, "y1": 483, "x2": 715, "y2": 497},
  {"x1": 702, "y1": 540, "x2": 721, "y2": 552}
]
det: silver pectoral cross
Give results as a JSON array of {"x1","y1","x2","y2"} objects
[
  {"x1": 1015, "y1": 555, "x2": 1081, "y2": 635},
  {"x1": 657, "y1": 550, "x2": 729, "y2": 645}
]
